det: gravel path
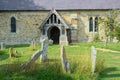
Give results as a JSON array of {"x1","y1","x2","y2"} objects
[{"x1": 96, "y1": 48, "x2": 120, "y2": 53}]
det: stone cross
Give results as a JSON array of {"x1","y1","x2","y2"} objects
[
  {"x1": 40, "y1": 38, "x2": 49, "y2": 62},
  {"x1": 60, "y1": 45, "x2": 70, "y2": 73},
  {"x1": 1, "y1": 42, "x2": 6, "y2": 50},
  {"x1": 91, "y1": 46, "x2": 97, "y2": 75}
]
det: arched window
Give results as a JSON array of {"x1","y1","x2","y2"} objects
[
  {"x1": 51, "y1": 14, "x2": 53, "y2": 23},
  {"x1": 46, "y1": 19, "x2": 49, "y2": 24},
  {"x1": 89, "y1": 17, "x2": 93, "y2": 32},
  {"x1": 50, "y1": 14, "x2": 57, "y2": 24},
  {"x1": 54, "y1": 14, "x2": 57, "y2": 23},
  {"x1": 58, "y1": 19, "x2": 61, "y2": 24},
  {"x1": 42, "y1": 26, "x2": 46, "y2": 35},
  {"x1": 11, "y1": 17, "x2": 16, "y2": 32},
  {"x1": 95, "y1": 17, "x2": 98, "y2": 32}
]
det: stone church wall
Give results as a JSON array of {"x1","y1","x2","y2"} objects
[
  {"x1": 0, "y1": 11, "x2": 48, "y2": 45},
  {"x1": 59, "y1": 10, "x2": 107, "y2": 43},
  {"x1": 0, "y1": 10, "x2": 113, "y2": 45}
]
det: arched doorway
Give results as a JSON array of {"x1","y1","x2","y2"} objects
[
  {"x1": 40, "y1": 9, "x2": 69, "y2": 45},
  {"x1": 48, "y1": 27, "x2": 60, "y2": 44}
]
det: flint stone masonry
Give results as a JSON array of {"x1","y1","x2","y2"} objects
[
  {"x1": 0, "y1": 11, "x2": 48, "y2": 45},
  {"x1": 0, "y1": 10, "x2": 118, "y2": 44}
]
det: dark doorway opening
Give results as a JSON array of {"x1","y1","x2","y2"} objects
[
  {"x1": 67, "y1": 29, "x2": 71, "y2": 43},
  {"x1": 48, "y1": 27, "x2": 60, "y2": 44}
]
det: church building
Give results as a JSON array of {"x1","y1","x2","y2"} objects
[{"x1": 0, "y1": 0, "x2": 120, "y2": 45}]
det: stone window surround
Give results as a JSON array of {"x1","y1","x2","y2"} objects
[
  {"x1": 11, "y1": 16, "x2": 16, "y2": 33},
  {"x1": 89, "y1": 16, "x2": 98, "y2": 32}
]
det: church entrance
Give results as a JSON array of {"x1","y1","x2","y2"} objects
[
  {"x1": 47, "y1": 26, "x2": 60, "y2": 44},
  {"x1": 40, "y1": 9, "x2": 69, "y2": 45}
]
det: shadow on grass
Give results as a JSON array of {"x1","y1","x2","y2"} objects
[
  {"x1": 0, "y1": 50, "x2": 9, "y2": 61},
  {"x1": 0, "y1": 62, "x2": 73, "y2": 80},
  {"x1": 100, "y1": 67, "x2": 120, "y2": 78},
  {"x1": 44, "y1": 58, "x2": 60, "y2": 62},
  {"x1": 6, "y1": 44, "x2": 30, "y2": 48}
]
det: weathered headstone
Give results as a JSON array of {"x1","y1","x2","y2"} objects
[
  {"x1": 40, "y1": 38, "x2": 49, "y2": 62},
  {"x1": 60, "y1": 35, "x2": 68, "y2": 46},
  {"x1": 9, "y1": 47, "x2": 16, "y2": 58},
  {"x1": 1, "y1": 42, "x2": 6, "y2": 50},
  {"x1": 30, "y1": 39, "x2": 36, "y2": 49},
  {"x1": 21, "y1": 38, "x2": 49, "y2": 68},
  {"x1": 60, "y1": 45, "x2": 70, "y2": 73},
  {"x1": 49, "y1": 39, "x2": 53, "y2": 45},
  {"x1": 66, "y1": 61, "x2": 71, "y2": 73},
  {"x1": 91, "y1": 46, "x2": 97, "y2": 75},
  {"x1": 104, "y1": 37, "x2": 108, "y2": 46},
  {"x1": 113, "y1": 37, "x2": 118, "y2": 42},
  {"x1": 15, "y1": 50, "x2": 18, "y2": 54}
]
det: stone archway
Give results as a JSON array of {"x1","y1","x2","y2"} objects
[
  {"x1": 40, "y1": 9, "x2": 69, "y2": 45},
  {"x1": 47, "y1": 26, "x2": 60, "y2": 44}
]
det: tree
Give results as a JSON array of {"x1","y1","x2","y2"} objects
[
  {"x1": 114, "y1": 25, "x2": 120, "y2": 41},
  {"x1": 99, "y1": 9, "x2": 120, "y2": 42}
]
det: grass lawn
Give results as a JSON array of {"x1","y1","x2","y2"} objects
[
  {"x1": 97, "y1": 51, "x2": 120, "y2": 80},
  {"x1": 0, "y1": 42, "x2": 120, "y2": 80}
]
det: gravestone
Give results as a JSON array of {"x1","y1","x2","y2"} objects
[
  {"x1": 21, "y1": 38, "x2": 49, "y2": 68},
  {"x1": 1, "y1": 42, "x2": 6, "y2": 50},
  {"x1": 49, "y1": 39, "x2": 53, "y2": 45},
  {"x1": 60, "y1": 35, "x2": 68, "y2": 46},
  {"x1": 104, "y1": 37, "x2": 108, "y2": 46},
  {"x1": 60, "y1": 45, "x2": 70, "y2": 73},
  {"x1": 15, "y1": 50, "x2": 18, "y2": 54},
  {"x1": 31, "y1": 39, "x2": 36, "y2": 48},
  {"x1": 9, "y1": 47, "x2": 16, "y2": 58},
  {"x1": 40, "y1": 38, "x2": 49, "y2": 62},
  {"x1": 66, "y1": 61, "x2": 71, "y2": 73},
  {"x1": 113, "y1": 37, "x2": 118, "y2": 42},
  {"x1": 91, "y1": 46, "x2": 97, "y2": 75}
]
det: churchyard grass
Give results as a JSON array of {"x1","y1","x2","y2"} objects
[
  {"x1": 83, "y1": 42, "x2": 120, "y2": 51},
  {"x1": 0, "y1": 42, "x2": 120, "y2": 80},
  {"x1": 97, "y1": 51, "x2": 120, "y2": 80}
]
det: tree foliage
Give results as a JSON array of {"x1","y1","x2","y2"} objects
[
  {"x1": 114, "y1": 26, "x2": 120, "y2": 41},
  {"x1": 99, "y1": 9, "x2": 120, "y2": 41}
]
